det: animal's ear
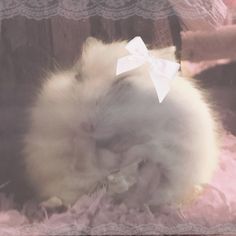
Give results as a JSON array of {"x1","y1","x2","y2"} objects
[
  {"x1": 85, "y1": 36, "x2": 97, "y2": 44},
  {"x1": 151, "y1": 46, "x2": 177, "y2": 62},
  {"x1": 83, "y1": 37, "x2": 103, "y2": 50},
  {"x1": 74, "y1": 37, "x2": 104, "y2": 74}
]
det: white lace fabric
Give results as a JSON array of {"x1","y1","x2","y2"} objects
[{"x1": 0, "y1": 0, "x2": 228, "y2": 25}]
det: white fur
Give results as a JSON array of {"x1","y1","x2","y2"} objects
[{"x1": 24, "y1": 38, "x2": 219, "y2": 206}]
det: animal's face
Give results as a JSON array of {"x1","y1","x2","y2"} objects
[{"x1": 69, "y1": 38, "x2": 178, "y2": 178}]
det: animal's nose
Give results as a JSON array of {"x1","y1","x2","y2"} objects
[{"x1": 80, "y1": 122, "x2": 94, "y2": 133}]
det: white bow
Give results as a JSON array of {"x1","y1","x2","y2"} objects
[{"x1": 116, "y1": 36, "x2": 180, "y2": 103}]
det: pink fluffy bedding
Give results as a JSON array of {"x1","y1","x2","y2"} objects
[{"x1": 0, "y1": 133, "x2": 235, "y2": 235}]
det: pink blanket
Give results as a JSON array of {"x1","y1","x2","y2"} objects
[
  {"x1": 182, "y1": 26, "x2": 236, "y2": 62},
  {"x1": 0, "y1": 133, "x2": 236, "y2": 235}
]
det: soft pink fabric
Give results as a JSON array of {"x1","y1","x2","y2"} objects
[
  {"x1": 181, "y1": 25, "x2": 236, "y2": 62},
  {"x1": 181, "y1": 59, "x2": 231, "y2": 77},
  {"x1": 224, "y1": 0, "x2": 236, "y2": 8},
  {"x1": 169, "y1": 0, "x2": 229, "y2": 31},
  {"x1": 0, "y1": 133, "x2": 236, "y2": 235}
]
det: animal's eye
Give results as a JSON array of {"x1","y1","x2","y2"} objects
[
  {"x1": 75, "y1": 72, "x2": 83, "y2": 82},
  {"x1": 81, "y1": 122, "x2": 94, "y2": 133},
  {"x1": 96, "y1": 133, "x2": 130, "y2": 152},
  {"x1": 138, "y1": 160, "x2": 147, "y2": 170},
  {"x1": 112, "y1": 74, "x2": 131, "y2": 89},
  {"x1": 96, "y1": 137, "x2": 115, "y2": 149},
  {"x1": 96, "y1": 132, "x2": 148, "y2": 153}
]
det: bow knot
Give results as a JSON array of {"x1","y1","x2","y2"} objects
[{"x1": 116, "y1": 36, "x2": 180, "y2": 103}]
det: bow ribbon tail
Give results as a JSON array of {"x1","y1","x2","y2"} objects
[{"x1": 149, "y1": 69, "x2": 171, "y2": 103}]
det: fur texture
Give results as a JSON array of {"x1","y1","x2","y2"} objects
[{"x1": 23, "y1": 38, "x2": 219, "y2": 207}]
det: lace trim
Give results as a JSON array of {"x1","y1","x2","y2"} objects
[
  {"x1": 1, "y1": 223, "x2": 236, "y2": 235},
  {"x1": 0, "y1": 0, "x2": 227, "y2": 21}
]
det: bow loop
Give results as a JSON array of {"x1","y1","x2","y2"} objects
[
  {"x1": 125, "y1": 36, "x2": 149, "y2": 58},
  {"x1": 116, "y1": 55, "x2": 146, "y2": 75}
]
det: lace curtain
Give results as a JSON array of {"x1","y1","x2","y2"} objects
[{"x1": 0, "y1": 0, "x2": 228, "y2": 23}]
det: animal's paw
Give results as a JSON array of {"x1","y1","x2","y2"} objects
[
  {"x1": 183, "y1": 185, "x2": 204, "y2": 205},
  {"x1": 108, "y1": 174, "x2": 130, "y2": 194},
  {"x1": 40, "y1": 196, "x2": 66, "y2": 212}
]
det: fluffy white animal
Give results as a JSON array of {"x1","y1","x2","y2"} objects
[{"x1": 24, "y1": 38, "x2": 219, "y2": 207}]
